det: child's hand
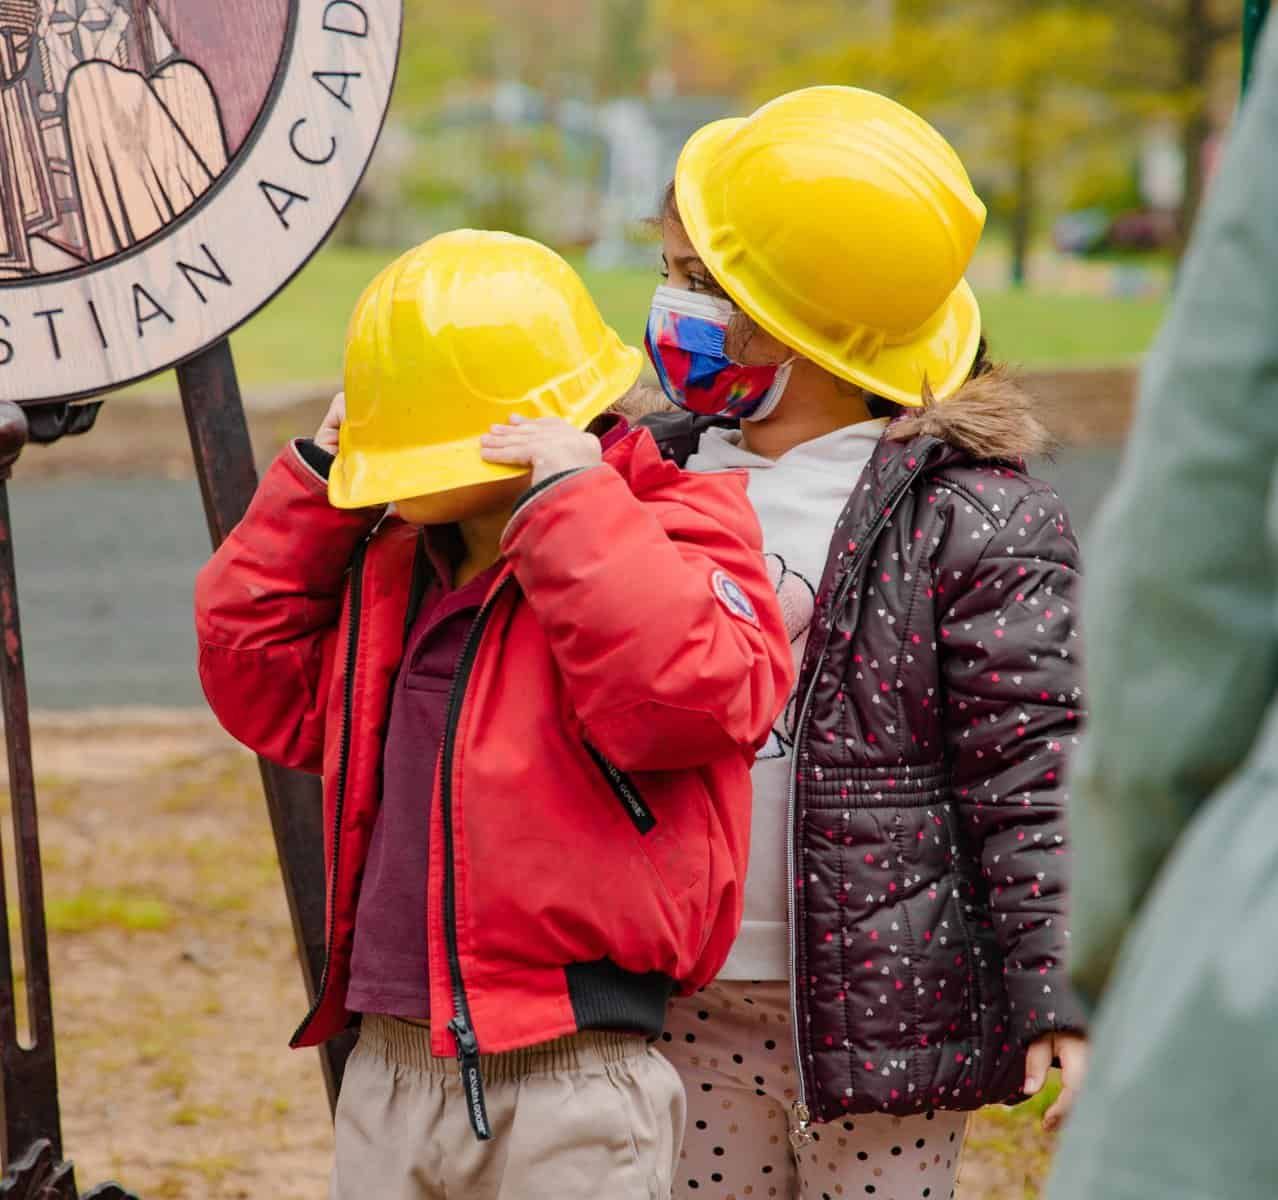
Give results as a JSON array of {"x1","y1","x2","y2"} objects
[
  {"x1": 314, "y1": 392, "x2": 346, "y2": 455},
  {"x1": 480, "y1": 415, "x2": 602, "y2": 486},
  {"x1": 1024, "y1": 1032, "x2": 1088, "y2": 1133}
]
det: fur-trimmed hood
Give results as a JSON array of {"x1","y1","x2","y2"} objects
[{"x1": 885, "y1": 368, "x2": 1054, "y2": 462}]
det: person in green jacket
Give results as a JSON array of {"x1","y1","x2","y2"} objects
[{"x1": 1046, "y1": 17, "x2": 1278, "y2": 1200}]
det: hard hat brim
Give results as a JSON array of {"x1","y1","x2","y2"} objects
[
  {"x1": 676, "y1": 118, "x2": 983, "y2": 408},
  {"x1": 327, "y1": 344, "x2": 643, "y2": 510}
]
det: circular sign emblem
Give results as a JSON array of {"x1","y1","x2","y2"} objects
[{"x1": 0, "y1": 0, "x2": 401, "y2": 403}]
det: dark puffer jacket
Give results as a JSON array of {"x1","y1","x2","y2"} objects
[{"x1": 647, "y1": 381, "x2": 1087, "y2": 1126}]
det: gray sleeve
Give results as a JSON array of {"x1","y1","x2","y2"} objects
[{"x1": 1069, "y1": 21, "x2": 1278, "y2": 1005}]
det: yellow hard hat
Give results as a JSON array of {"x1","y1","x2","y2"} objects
[
  {"x1": 675, "y1": 86, "x2": 987, "y2": 407},
  {"x1": 329, "y1": 230, "x2": 642, "y2": 508}
]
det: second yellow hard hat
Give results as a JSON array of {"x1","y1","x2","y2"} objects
[
  {"x1": 330, "y1": 230, "x2": 642, "y2": 509},
  {"x1": 675, "y1": 86, "x2": 987, "y2": 407}
]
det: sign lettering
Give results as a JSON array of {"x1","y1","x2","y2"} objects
[{"x1": 0, "y1": 0, "x2": 402, "y2": 403}]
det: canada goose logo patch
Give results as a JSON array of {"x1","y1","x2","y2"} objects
[{"x1": 712, "y1": 570, "x2": 758, "y2": 626}]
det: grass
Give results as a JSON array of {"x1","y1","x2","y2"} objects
[
  {"x1": 8, "y1": 888, "x2": 171, "y2": 938},
  {"x1": 979, "y1": 291, "x2": 1165, "y2": 368},
  {"x1": 172, "y1": 1102, "x2": 228, "y2": 1128},
  {"x1": 43, "y1": 887, "x2": 173, "y2": 934},
  {"x1": 962, "y1": 1076, "x2": 1065, "y2": 1199},
  {"x1": 124, "y1": 242, "x2": 1168, "y2": 394},
  {"x1": 182, "y1": 1155, "x2": 241, "y2": 1186}
]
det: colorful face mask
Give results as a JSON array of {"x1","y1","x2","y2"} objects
[{"x1": 645, "y1": 285, "x2": 793, "y2": 421}]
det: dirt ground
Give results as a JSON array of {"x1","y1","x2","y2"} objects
[{"x1": 0, "y1": 712, "x2": 1063, "y2": 1199}]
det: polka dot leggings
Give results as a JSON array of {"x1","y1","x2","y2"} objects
[{"x1": 662, "y1": 981, "x2": 968, "y2": 1200}]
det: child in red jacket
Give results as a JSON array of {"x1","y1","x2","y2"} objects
[{"x1": 194, "y1": 231, "x2": 792, "y2": 1200}]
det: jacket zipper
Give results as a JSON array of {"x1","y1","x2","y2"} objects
[
  {"x1": 440, "y1": 577, "x2": 512, "y2": 1141},
  {"x1": 785, "y1": 456, "x2": 932, "y2": 1141},
  {"x1": 290, "y1": 539, "x2": 370, "y2": 1045},
  {"x1": 584, "y1": 742, "x2": 656, "y2": 834}
]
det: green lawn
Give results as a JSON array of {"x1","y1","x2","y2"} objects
[
  {"x1": 978, "y1": 291, "x2": 1166, "y2": 369},
  {"x1": 195, "y1": 243, "x2": 1167, "y2": 394}
]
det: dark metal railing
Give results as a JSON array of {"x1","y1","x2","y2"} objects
[{"x1": 0, "y1": 401, "x2": 138, "y2": 1199}]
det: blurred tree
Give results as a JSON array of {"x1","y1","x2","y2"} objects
[
  {"x1": 598, "y1": 0, "x2": 655, "y2": 97},
  {"x1": 335, "y1": 0, "x2": 498, "y2": 244},
  {"x1": 758, "y1": 2, "x2": 1123, "y2": 286},
  {"x1": 358, "y1": 0, "x2": 1240, "y2": 253},
  {"x1": 1075, "y1": 0, "x2": 1240, "y2": 240},
  {"x1": 655, "y1": 0, "x2": 854, "y2": 96},
  {"x1": 396, "y1": 1, "x2": 498, "y2": 111},
  {"x1": 654, "y1": 0, "x2": 1238, "y2": 273},
  {"x1": 383, "y1": 0, "x2": 617, "y2": 246}
]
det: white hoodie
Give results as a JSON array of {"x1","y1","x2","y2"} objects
[{"x1": 686, "y1": 420, "x2": 888, "y2": 980}]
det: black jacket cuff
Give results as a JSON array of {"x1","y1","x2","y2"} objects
[{"x1": 295, "y1": 438, "x2": 335, "y2": 480}]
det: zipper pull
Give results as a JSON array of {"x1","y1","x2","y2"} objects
[
  {"x1": 788, "y1": 1100, "x2": 815, "y2": 1151},
  {"x1": 448, "y1": 1017, "x2": 493, "y2": 1140}
]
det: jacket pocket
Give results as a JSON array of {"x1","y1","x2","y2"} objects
[{"x1": 584, "y1": 742, "x2": 656, "y2": 835}]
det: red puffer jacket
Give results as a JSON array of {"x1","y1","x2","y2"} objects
[{"x1": 194, "y1": 427, "x2": 792, "y2": 1132}]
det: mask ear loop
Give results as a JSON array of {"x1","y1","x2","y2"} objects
[{"x1": 743, "y1": 355, "x2": 797, "y2": 423}]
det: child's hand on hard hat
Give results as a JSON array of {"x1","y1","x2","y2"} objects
[
  {"x1": 480, "y1": 415, "x2": 602, "y2": 486},
  {"x1": 313, "y1": 392, "x2": 346, "y2": 456}
]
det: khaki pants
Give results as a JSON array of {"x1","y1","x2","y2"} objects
[{"x1": 330, "y1": 1015, "x2": 685, "y2": 1200}]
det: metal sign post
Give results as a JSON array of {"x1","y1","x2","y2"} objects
[
  {"x1": 0, "y1": 403, "x2": 59, "y2": 1171},
  {"x1": 0, "y1": 1, "x2": 402, "y2": 1192},
  {"x1": 175, "y1": 340, "x2": 355, "y2": 1110}
]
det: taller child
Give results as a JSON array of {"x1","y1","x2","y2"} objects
[
  {"x1": 643, "y1": 88, "x2": 1089, "y2": 1199},
  {"x1": 194, "y1": 231, "x2": 793, "y2": 1200}
]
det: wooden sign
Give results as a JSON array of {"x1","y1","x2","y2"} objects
[{"x1": 0, "y1": 0, "x2": 401, "y2": 403}]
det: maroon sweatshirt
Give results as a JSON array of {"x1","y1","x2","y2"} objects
[
  {"x1": 344, "y1": 554, "x2": 501, "y2": 1019},
  {"x1": 345, "y1": 417, "x2": 632, "y2": 1019}
]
